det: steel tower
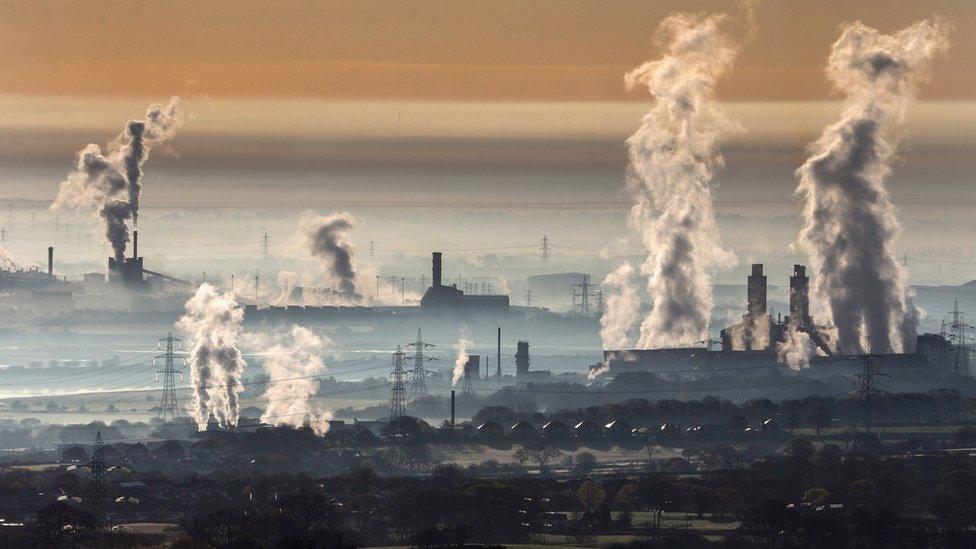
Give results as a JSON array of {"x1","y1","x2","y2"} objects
[
  {"x1": 154, "y1": 332, "x2": 185, "y2": 422},
  {"x1": 407, "y1": 329, "x2": 436, "y2": 400}
]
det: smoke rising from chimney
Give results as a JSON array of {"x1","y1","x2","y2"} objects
[
  {"x1": 52, "y1": 97, "x2": 182, "y2": 262},
  {"x1": 451, "y1": 325, "x2": 472, "y2": 386},
  {"x1": 605, "y1": 11, "x2": 741, "y2": 349},
  {"x1": 795, "y1": 19, "x2": 948, "y2": 354},
  {"x1": 177, "y1": 283, "x2": 247, "y2": 430},
  {"x1": 301, "y1": 212, "x2": 358, "y2": 296},
  {"x1": 599, "y1": 262, "x2": 639, "y2": 349},
  {"x1": 259, "y1": 326, "x2": 333, "y2": 435}
]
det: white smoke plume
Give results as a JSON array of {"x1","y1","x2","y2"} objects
[
  {"x1": 177, "y1": 283, "x2": 247, "y2": 431},
  {"x1": 451, "y1": 326, "x2": 472, "y2": 386},
  {"x1": 777, "y1": 321, "x2": 814, "y2": 371},
  {"x1": 0, "y1": 245, "x2": 16, "y2": 269},
  {"x1": 733, "y1": 314, "x2": 770, "y2": 351},
  {"x1": 259, "y1": 326, "x2": 333, "y2": 435},
  {"x1": 273, "y1": 270, "x2": 300, "y2": 306},
  {"x1": 587, "y1": 362, "x2": 610, "y2": 381},
  {"x1": 795, "y1": 19, "x2": 948, "y2": 354},
  {"x1": 618, "y1": 11, "x2": 740, "y2": 349},
  {"x1": 599, "y1": 262, "x2": 640, "y2": 349},
  {"x1": 300, "y1": 212, "x2": 359, "y2": 296},
  {"x1": 52, "y1": 97, "x2": 182, "y2": 262}
]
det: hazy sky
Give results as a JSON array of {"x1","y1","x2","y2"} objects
[
  {"x1": 1, "y1": 0, "x2": 974, "y2": 101},
  {"x1": 0, "y1": 0, "x2": 974, "y2": 274}
]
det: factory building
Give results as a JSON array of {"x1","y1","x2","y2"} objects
[
  {"x1": 108, "y1": 231, "x2": 146, "y2": 287},
  {"x1": 602, "y1": 263, "x2": 932, "y2": 379},
  {"x1": 420, "y1": 252, "x2": 509, "y2": 315}
]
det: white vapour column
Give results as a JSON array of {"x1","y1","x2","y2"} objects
[
  {"x1": 451, "y1": 326, "x2": 472, "y2": 386},
  {"x1": 795, "y1": 19, "x2": 948, "y2": 354},
  {"x1": 177, "y1": 283, "x2": 247, "y2": 430},
  {"x1": 599, "y1": 263, "x2": 640, "y2": 349},
  {"x1": 619, "y1": 13, "x2": 739, "y2": 349},
  {"x1": 52, "y1": 97, "x2": 182, "y2": 262},
  {"x1": 260, "y1": 326, "x2": 333, "y2": 435}
]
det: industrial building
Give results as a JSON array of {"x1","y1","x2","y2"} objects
[
  {"x1": 420, "y1": 252, "x2": 509, "y2": 315},
  {"x1": 600, "y1": 263, "x2": 939, "y2": 386}
]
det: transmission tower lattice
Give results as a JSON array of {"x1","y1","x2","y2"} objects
[
  {"x1": 541, "y1": 235, "x2": 550, "y2": 271},
  {"x1": 88, "y1": 431, "x2": 107, "y2": 521},
  {"x1": 948, "y1": 300, "x2": 972, "y2": 377},
  {"x1": 154, "y1": 332, "x2": 185, "y2": 422},
  {"x1": 390, "y1": 345, "x2": 408, "y2": 420},
  {"x1": 854, "y1": 354, "x2": 888, "y2": 431},
  {"x1": 571, "y1": 274, "x2": 597, "y2": 315},
  {"x1": 260, "y1": 233, "x2": 271, "y2": 259},
  {"x1": 407, "y1": 329, "x2": 437, "y2": 400}
]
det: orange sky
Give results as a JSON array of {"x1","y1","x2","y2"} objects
[{"x1": 1, "y1": 0, "x2": 973, "y2": 101}]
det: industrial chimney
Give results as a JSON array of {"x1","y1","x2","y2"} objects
[
  {"x1": 47, "y1": 247, "x2": 53, "y2": 276},
  {"x1": 747, "y1": 264, "x2": 767, "y2": 316},
  {"x1": 790, "y1": 264, "x2": 810, "y2": 325},
  {"x1": 432, "y1": 252, "x2": 442, "y2": 288},
  {"x1": 132, "y1": 230, "x2": 138, "y2": 259}
]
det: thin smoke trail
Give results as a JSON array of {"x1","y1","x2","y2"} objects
[{"x1": 451, "y1": 326, "x2": 472, "y2": 386}]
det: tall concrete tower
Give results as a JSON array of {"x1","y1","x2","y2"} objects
[
  {"x1": 747, "y1": 264, "x2": 767, "y2": 316},
  {"x1": 790, "y1": 265, "x2": 811, "y2": 325}
]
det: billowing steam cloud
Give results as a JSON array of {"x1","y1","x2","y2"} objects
[
  {"x1": 52, "y1": 97, "x2": 182, "y2": 262},
  {"x1": 795, "y1": 19, "x2": 948, "y2": 354},
  {"x1": 451, "y1": 326, "x2": 472, "y2": 386},
  {"x1": 777, "y1": 321, "x2": 814, "y2": 371},
  {"x1": 260, "y1": 326, "x2": 333, "y2": 435},
  {"x1": 610, "y1": 12, "x2": 740, "y2": 349},
  {"x1": 599, "y1": 263, "x2": 640, "y2": 349},
  {"x1": 0, "y1": 245, "x2": 16, "y2": 269},
  {"x1": 177, "y1": 284, "x2": 247, "y2": 430},
  {"x1": 301, "y1": 212, "x2": 358, "y2": 296}
]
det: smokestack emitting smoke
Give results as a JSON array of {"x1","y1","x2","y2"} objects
[
  {"x1": 301, "y1": 212, "x2": 358, "y2": 295},
  {"x1": 795, "y1": 19, "x2": 948, "y2": 354},
  {"x1": 603, "y1": 11, "x2": 741, "y2": 350},
  {"x1": 177, "y1": 284, "x2": 247, "y2": 430},
  {"x1": 260, "y1": 326, "x2": 332, "y2": 435},
  {"x1": 52, "y1": 97, "x2": 182, "y2": 262},
  {"x1": 451, "y1": 326, "x2": 472, "y2": 386}
]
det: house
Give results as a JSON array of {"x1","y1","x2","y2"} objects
[
  {"x1": 541, "y1": 420, "x2": 570, "y2": 438},
  {"x1": 659, "y1": 423, "x2": 681, "y2": 435},
  {"x1": 604, "y1": 420, "x2": 633, "y2": 438},
  {"x1": 510, "y1": 421, "x2": 537, "y2": 438},
  {"x1": 477, "y1": 421, "x2": 504, "y2": 438},
  {"x1": 574, "y1": 420, "x2": 601, "y2": 438}
]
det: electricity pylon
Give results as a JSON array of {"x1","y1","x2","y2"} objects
[
  {"x1": 390, "y1": 346, "x2": 408, "y2": 420},
  {"x1": 407, "y1": 329, "x2": 437, "y2": 400},
  {"x1": 154, "y1": 332, "x2": 185, "y2": 422}
]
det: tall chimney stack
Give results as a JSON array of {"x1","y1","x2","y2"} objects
[
  {"x1": 47, "y1": 247, "x2": 53, "y2": 276},
  {"x1": 432, "y1": 252, "x2": 442, "y2": 288},
  {"x1": 497, "y1": 327, "x2": 501, "y2": 376},
  {"x1": 450, "y1": 390, "x2": 455, "y2": 428},
  {"x1": 747, "y1": 264, "x2": 767, "y2": 316},
  {"x1": 132, "y1": 230, "x2": 138, "y2": 260},
  {"x1": 789, "y1": 264, "x2": 810, "y2": 325}
]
